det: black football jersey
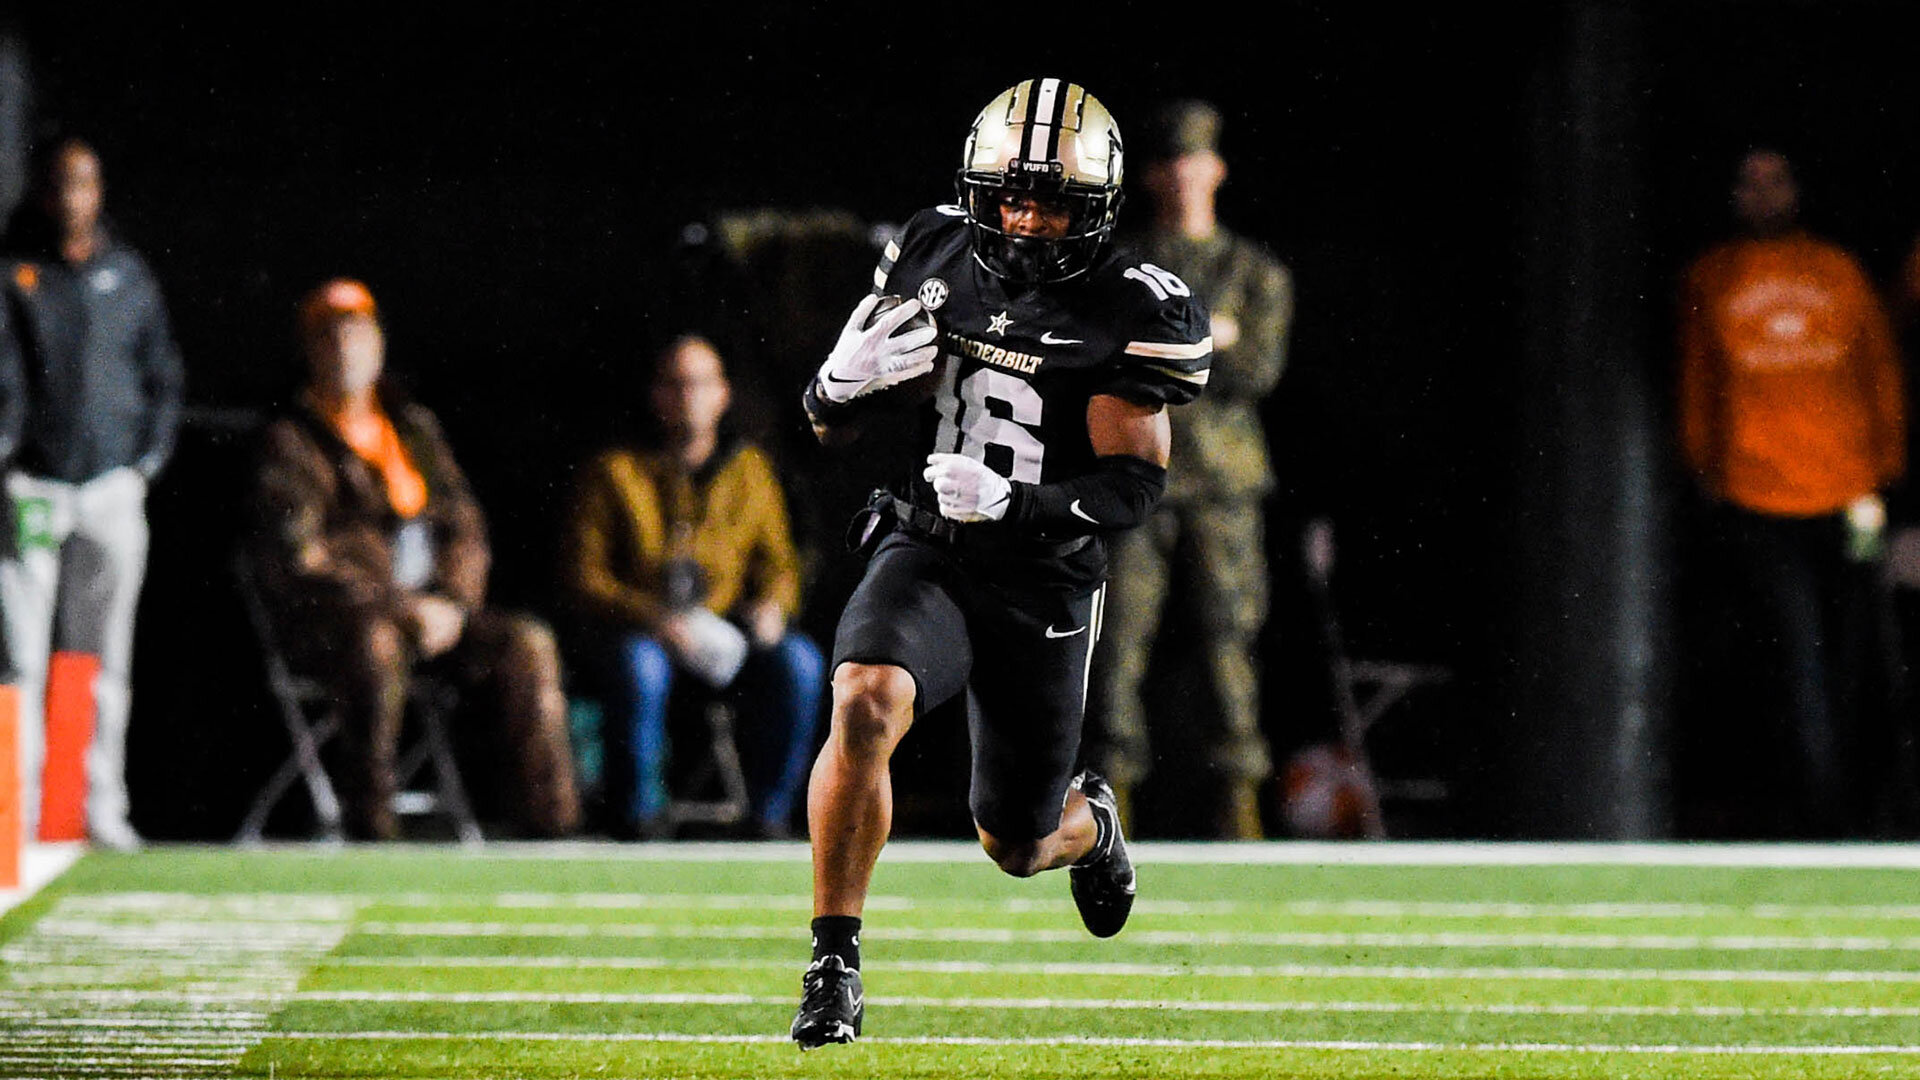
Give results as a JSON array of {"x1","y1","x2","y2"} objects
[{"x1": 872, "y1": 206, "x2": 1212, "y2": 547}]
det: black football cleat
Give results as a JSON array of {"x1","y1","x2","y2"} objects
[
  {"x1": 790, "y1": 955, "x2": 864, "y2": 1049},
  {"x1": 1069, "y1": 770, "x2": 1136, "y2": 938}
]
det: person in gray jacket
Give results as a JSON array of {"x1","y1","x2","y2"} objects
[
  {"x1": 1, "y1": 136, "x2": 184, "y2": 851},
  {"x1": 0, "y1": 282, "x2": 22, "y2": 688}
]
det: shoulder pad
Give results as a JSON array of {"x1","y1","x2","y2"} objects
[
  {"x1": 1093, "y1": 258, "x2": 1214, "y2": 406},
  {"x1": 875, "y1": 207, "x2": 965, "y2": 293}
]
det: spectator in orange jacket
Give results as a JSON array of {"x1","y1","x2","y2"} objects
[
  {"x1": 248, "y1": 279, "x2": 582, "y2": 840},
  {"x1": 1677, "y1": 146, "x2": 1907, "y2": 837}
]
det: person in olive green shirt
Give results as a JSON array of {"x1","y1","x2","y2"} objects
[
  {"x1": 562, "y1": 335, "x2": 822, "y2": 837},
  {"x1": 1089, "y1": 100, "x2": 1295, "y2": 839}
]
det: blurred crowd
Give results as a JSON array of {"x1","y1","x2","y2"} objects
[{"x1": 5, "y1": 113, "x2": 1920, "y2": 851}]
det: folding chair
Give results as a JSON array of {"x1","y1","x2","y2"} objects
[
  {"x1": 1297, "y1": 516, "x2": 1454, "y2": 830},
  {"x1": 658, "y1": 699, "x2": 751, "y2": 835},
  {"x1": 231, "y1": 556, "x2": 483, "y2": 846}
]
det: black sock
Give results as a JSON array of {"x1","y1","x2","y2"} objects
[{"x1": 811, "y1": 915, "x2": 862, "y2": 971}]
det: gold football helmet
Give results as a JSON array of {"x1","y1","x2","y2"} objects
[{"x1": 956, "y1": 77, "x2": 1124, "y2": 284}]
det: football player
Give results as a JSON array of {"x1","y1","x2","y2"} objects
[{"x1": 790, "y1": 77, "x2": 1212, "y2": 1050}]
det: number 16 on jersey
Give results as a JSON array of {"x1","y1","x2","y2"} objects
[{"x1": 933, "y1": 362, "x2": 1047, "y2": 485}]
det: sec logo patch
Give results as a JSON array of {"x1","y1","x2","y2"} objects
[{"x1": 917, "y1": 278, "x2": 949, "y2": 311}]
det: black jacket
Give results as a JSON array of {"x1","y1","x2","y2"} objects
[
  {"x1": 0, "y1": 281, "x2": 23, "y2": 466},
  {"x1": 1, "y1": 225, "x2": 185, "y2": 482}
]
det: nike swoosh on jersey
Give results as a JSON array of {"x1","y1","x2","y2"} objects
[
  {"x1": 1040, "y1": 331, "x2": 1085, "y2": 345},
  {"x1": 1045, "y1": 624, "x2": 1088, "y2": 639},
  {"x1": 1069, "y1": 499, "x2": 1099, "y2": 524}
]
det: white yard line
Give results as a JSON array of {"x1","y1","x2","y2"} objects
[
  {"x1": 286, "y1": 989, "x2": 1920, "y2": 1018},
  {"x1": 1268, "y1": 900, "x2": 1920, "y2": 921},
  {"x1": 0, "y1": 1030, "x2": 256, "y2": 1046},
  {"x1": 0, "y1": 1012, "x2": 265, "y2": 1027},
  {"x1": 349, "y1": 919, "x2": 1920, "y2": 952},
  {"x1": 0, "y1": 842, "x2": 84, "y2": 918},
  {"x1": 54, "y1": 888, "x2": 1920, "y2": 922},
  {"x1": 387, "y1": 838, "x2": 1920, "y2": 868},
  {"x1": 468, "y1": 893, "x2": 1920, "y2": 921},
  {"x1": 0, "y1": 1045, "x2": 237, "y2": 1060},
  {"x1": 1121, "y1": 842, "x2": 1920, "y2": 869},
  {"x1": 488, "y1": 891, "x2": 916, "y2": 912},
  {"x1": 54, "y1": 894, "x2": 371, "y2": 917},
  {"x1": 256, "y1": 1029, "x2": 1920, "y2": 1054},
  {"x1": 321, "y1": 953, "x2": 1920, "y2": 983},
  {"x1": 0, "y1": 990, "x2": 271, "y2": 1006}
]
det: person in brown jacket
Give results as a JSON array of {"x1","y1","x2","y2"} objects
[
  {"x1": 247, "y1": 278, "x2": 580, "y2": 840},
  {"x1": 561, "y1": 334, "x2": 822, "y2": 838},
  {"x1": 1677, "y1": 147, "x2": 1907, "y2": 837}
]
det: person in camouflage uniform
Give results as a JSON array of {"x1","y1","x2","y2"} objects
[{"x1": 1090, "y1": 100, "x2": 1294, "y2": 839}]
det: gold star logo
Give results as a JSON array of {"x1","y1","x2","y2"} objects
[{"x1": 986, "y1": 310, "x2": 1012, "y2": 336}]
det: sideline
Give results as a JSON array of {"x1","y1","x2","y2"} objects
[
  {"x1": 0, "y1": 843, "x2": 85, "y2": 919},
  {"x1": 349, "y1": 839, "x2": 1920, "y2": 869},
  {"x1": 37, "y1": 838, "x2": 1920, "y2": 870}
]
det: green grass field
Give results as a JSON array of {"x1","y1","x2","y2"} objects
[{"x1": 3, "y1": 841, "x2": 1919, "y2": 1079}]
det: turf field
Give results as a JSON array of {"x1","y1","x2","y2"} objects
[{"x1": 2, "y1": 841, "x2": 1919, "y2": 1079}]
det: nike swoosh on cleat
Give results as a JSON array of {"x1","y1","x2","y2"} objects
[
  {"x1": 1041, "y1": 331, "x2": 1085, "y2": 345},
  {"x1": 822, "y1": 373, "x2": 864, "y2": 384},
  {"x1": 1045, "y1": 624, "x2": 1087, "y2": 639},
  {"x1": 1069, "y1": 499, "x2": 1099, "y2": 524}
]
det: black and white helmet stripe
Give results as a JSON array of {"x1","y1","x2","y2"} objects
[{"x1": 1020, "y1": 77, "x2": 1066, "y2": 166}]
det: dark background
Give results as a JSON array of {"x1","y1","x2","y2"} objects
[{"x1": 5, "y1": 1, "x2": 1919, "y2": 840}]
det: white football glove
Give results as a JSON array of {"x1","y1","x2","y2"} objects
[
  {"x1": 817, "y1": 294, "x2": 940, "y2": 403},
  {"x1": 924, "y1": 453, "x2": 1012, "y2": 523}
]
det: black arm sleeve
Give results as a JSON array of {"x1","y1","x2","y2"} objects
[
  {"x1": 1006, "y1": 453, "x2": 1167, "y2": 536},
  {"x1": 801, "y1": 375, "x2": 858, "y2": 430}
]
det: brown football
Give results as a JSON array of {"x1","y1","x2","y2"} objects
[
  {"x1": 865, "y1": 293, "x2": 937, "y2": 335},
  {"x1": 864, "y1": 295, "x2": 944, "y2": 405}
]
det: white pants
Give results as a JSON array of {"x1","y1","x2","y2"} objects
[{"x1": 2, "y1": 468, "x2": 150, "y2": 841}]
